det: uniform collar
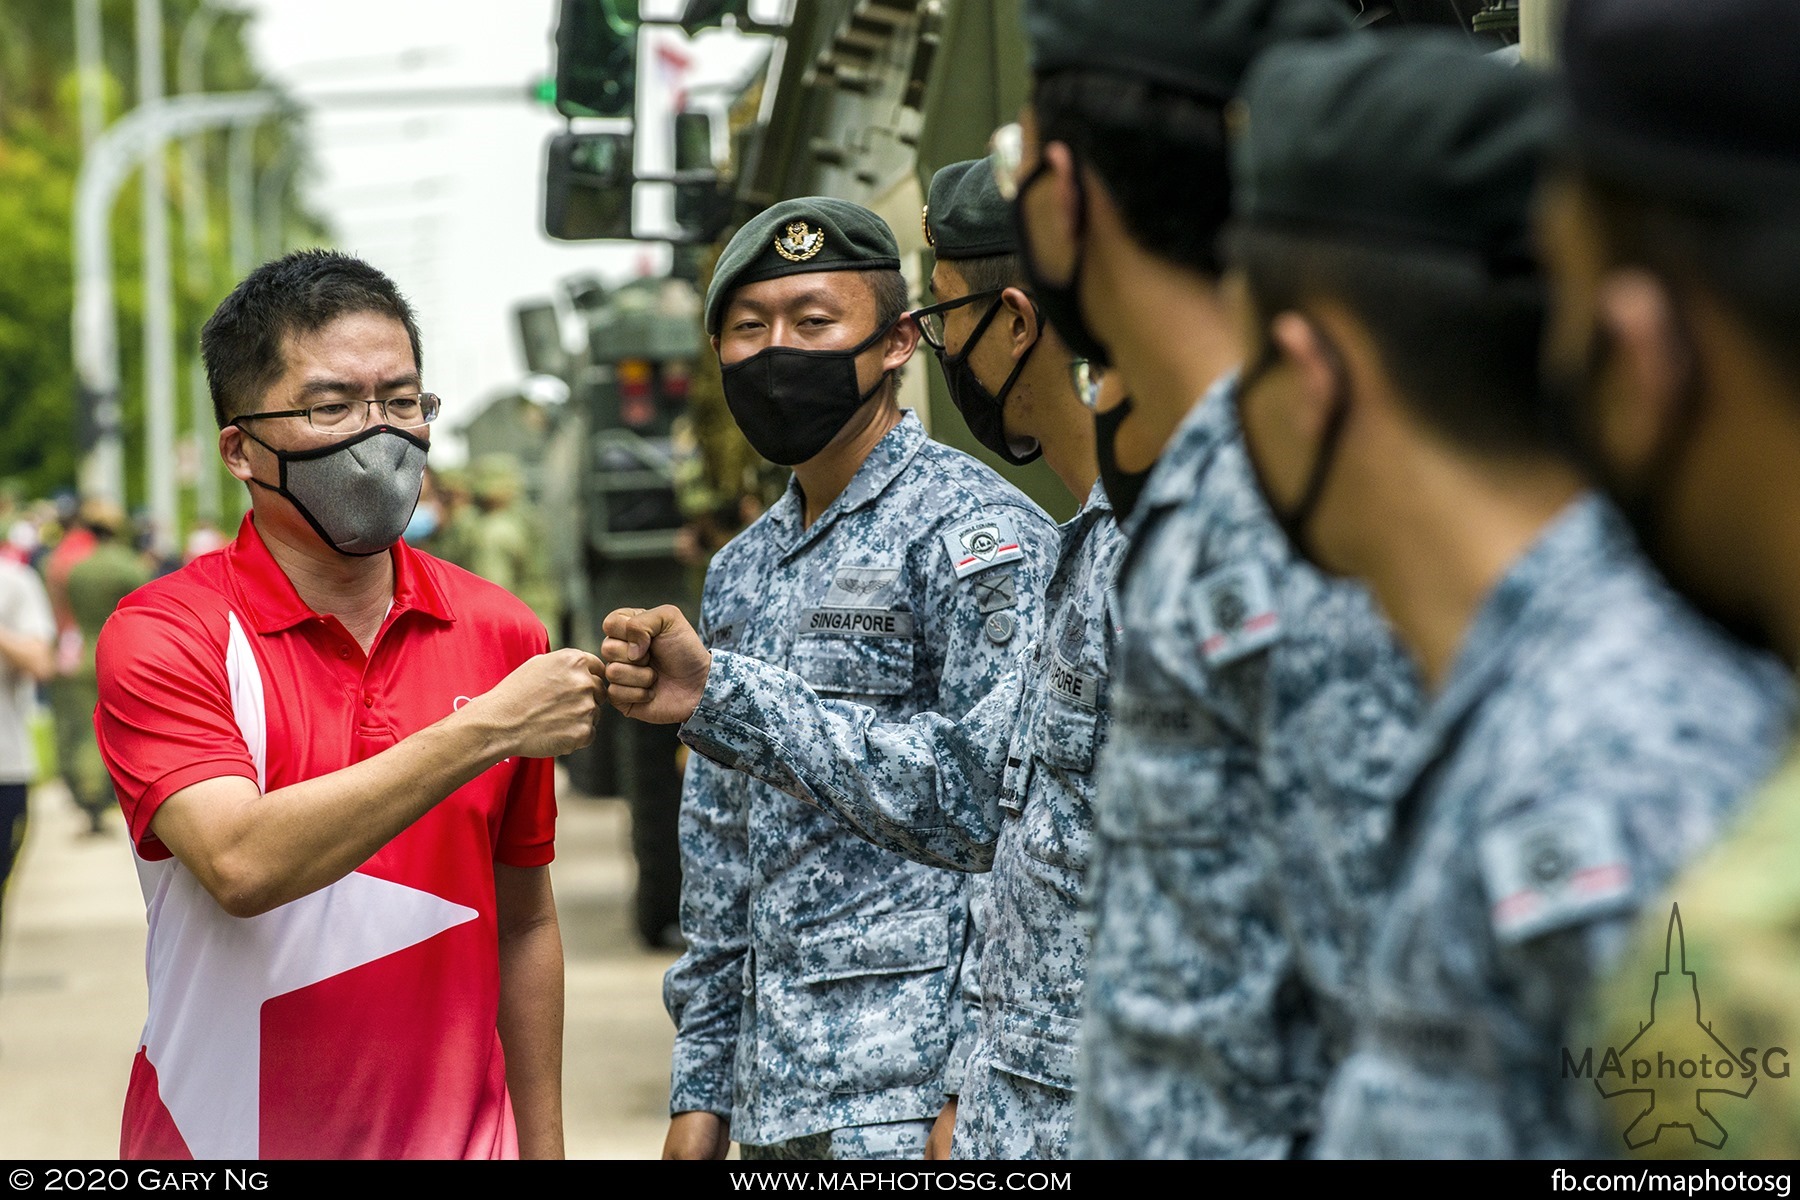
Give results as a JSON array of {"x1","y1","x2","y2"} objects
[
  {"x1": 225, "y1": 514, "x2": 455, "y2": 634},
  {"x1": 1394, "y1": 493, "x2": 1619, "y2": 788},
  {"x1": 1123, "y1": 370, "x2": 1240, "y2": 537},
  {"x1": 770, "y1": 410, "x2": 928, "y2": 558}
]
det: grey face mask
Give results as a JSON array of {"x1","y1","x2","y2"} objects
[{"x1": 236, "y1": 424, "x2": 429, "y2": 556}]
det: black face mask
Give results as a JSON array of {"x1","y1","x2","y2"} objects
[
  {"x1": 1093, "y1": 395, "x2": 1152, "y2": 522},
  {"x1": 1236, "y1": 336, "x2": 1352, "y2": 573},
  {"x1": 1542, "y1": 318, "x2": 1767, "y2": 649},
  {"x1": 1012, "y1": 155, "x2": 1112, "y2": 369},
  {"x1": 932, "y1": 295, "x2": 1042, "y2": 466},
  {"x1": 722, "y1": 321, "x2": 894, "y2": 466}
]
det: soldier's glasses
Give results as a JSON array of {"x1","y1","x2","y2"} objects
[
  {"x1": 988, "y1": 122, "x2": 1026, "y2": 201},
  {"x1": 911, "y1": 291, "x2": 1003, "y2": 354},
  {"x1": 234, "y1": 393, "x2": 442, "y2": 435},
  {"x1": 1069, "y1": 359, "x2": 1105, "y2": 410}
]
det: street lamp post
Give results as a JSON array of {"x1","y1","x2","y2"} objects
[
  {"x1": 74, "y1": 91, "x2": 291, "y2": 509},
  {"x1": 178, "y1": 0, "x2": 226, "y2": 525},
  {"x1": 136, "y1": 0, "x2": 180, "y2": 559}
]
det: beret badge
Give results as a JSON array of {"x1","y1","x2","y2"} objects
[{"x1": 773, "y1": 220, "x2": 826, "y2": 262}]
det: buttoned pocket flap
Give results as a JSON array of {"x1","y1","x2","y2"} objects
[
  {"x1": 796, "y1": 909, "x2": 950, "y2": 985},
  {"x1": 790, "y1": 631, "x2": 914, "y2": 697}
]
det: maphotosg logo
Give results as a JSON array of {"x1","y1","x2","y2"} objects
[{"x1": 1562, "y1": 904, "x2": 1789, "y2": 1151}]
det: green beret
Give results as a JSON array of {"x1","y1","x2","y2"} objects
[
  {"x1": 1025, "y1": 0, "x2": 1351, "y2": 100},
  {"x1": 705, "y1": 197, "x2": 901, "y2": 334},
  {"x1": 1232, "y1": 31, "x2": 1555, "y2": 266},
  {"x1": 924, "y1": 159, "x2": 1014, "y2": 260}
]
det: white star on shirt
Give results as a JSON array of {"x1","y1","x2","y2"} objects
[{"x1": 136, "y1": 860, "x2": 476, "y2": 1159}]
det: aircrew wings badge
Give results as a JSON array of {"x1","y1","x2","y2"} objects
[
  {"x1": 943, "y1": 515, "x2": 1026, "y2": 580},
  {"x1": 774, "y1": 220, "x2": 825, "y2": 262}
]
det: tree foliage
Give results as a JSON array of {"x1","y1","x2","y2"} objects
[{"x1": 0, "y1": 0, "x2": 324, "y2": 513}]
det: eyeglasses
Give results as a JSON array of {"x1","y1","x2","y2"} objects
[
  {"x1": 1069, "y1": 359, "x2": 1105, "y2": 410},
  {"x1": 234, "y1": 393, "x2": 442, "y2": 435},
  {"x1": 910, "y1": 291, "x2": 1002, "y2": 354},
  {"x1": 988, "y1": 122, "x2": 1026, "y2": 201}
]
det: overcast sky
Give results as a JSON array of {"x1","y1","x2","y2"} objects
[{"x1": 239, "y1": 0, "x2": 766, "y2": 461}]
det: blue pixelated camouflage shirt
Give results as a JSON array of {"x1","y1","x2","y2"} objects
[
  {"x1": 1078, "y1": 377, "x2": 1423, "y2": 1158},
  {"x1": 681, "y1": 480, "x2": 1127, "y2": 1158},
  {"x1": 1313, "y1": 495, "x2": 1793, "y2": 1158},
  {"x1": 664, "y1": 410, "x2": 1061, "y2": 1147}
]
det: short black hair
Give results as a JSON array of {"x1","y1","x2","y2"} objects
[
  {"x1": 869, "y1": 268, "x2": 909, "y2": 330},
  {"x1": 201, "y1": 249, "x2": 422, "y2": 427},
  {"x1": 1031, "y1": 70, "x2": 1231, "y2": 278},
  {"x1": 1575, "y1": 171, "x2": 1800, "y2": 389},
  {"x1": 946, "y1": 253, "x2": 1024, "y2": 297},
  {"x1": 1226, "y1": 223, "x2": 1551, "y2": 459}
]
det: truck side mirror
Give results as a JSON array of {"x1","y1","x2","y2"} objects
[{"x1": 544, "y1": 130, "x2": 636, "y2": 241}]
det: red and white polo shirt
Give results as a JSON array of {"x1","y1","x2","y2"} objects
[{"x1": 96, "y1": 515, "x2": 555, "y2": 1160}]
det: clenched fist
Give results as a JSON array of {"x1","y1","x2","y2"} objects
[
  {"x1": 459, "y1": 647, "x2": 606, "y2": 759},
  {"x1": 601, "y1": 604, "x2": 712, "y2": 724}
]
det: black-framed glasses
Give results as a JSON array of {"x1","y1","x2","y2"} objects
[
  {"x1": 1069, "y1": 359, "x2": 1104, "y2": 410},
  {"x1": 233, "y1": 393, "x2": 442, "y2": 435},
  {"x1": 911, "y1": 290, "x2": 1003, "y2": 355}
]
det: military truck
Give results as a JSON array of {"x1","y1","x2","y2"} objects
[
  {"x1": 519, "y1": 272, "x2": 702, "y2": 950},
  {"x1": 531, "y1": 0, "x2": 1526, "y2": 948}
]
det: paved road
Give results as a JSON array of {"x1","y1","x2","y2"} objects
[{"x1": 0, "y1": 778, "x2": 681, "y2": 1160}]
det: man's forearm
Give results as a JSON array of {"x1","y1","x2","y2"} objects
[
  {"x1": 0, "y1": 627, "x2": 53, "y2": 682},
  {"x1": 147, "y1": 650, "x2": 601, "y2": 917},
  {"x1": 151, "y1": 705, "x2": 525, "y2": 917},
  {"x1": 680, "y1": 650, "x2": 1015, "y2": 871},
  {"x1": 498, "y1": 864, "x2": 565, "y2": 1159}
]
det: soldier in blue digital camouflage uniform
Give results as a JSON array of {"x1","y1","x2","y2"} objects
[
  {"x1": 1219, "y1": 33, "x2": 1793, "y2": 1157},
  {"x1": 1538, "y1": 0, "x2": 1800, "y2": 1160},
  {"x1": 999, "y1": 0, "x2": 1423, "y2": 1157},
  {"x1": 643, "y1": 197, "x2": 1060, "y2": 1161},
  {"x1": 603, "y1": 161, "x2": 1122, "y2": 1159}
]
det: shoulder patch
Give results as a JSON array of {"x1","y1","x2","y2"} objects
[
  {"x1": 943, "y1": 515, "x2": 1027, "y2": 580},
  {"x1": 1481, "y1": 800, "x2": 1635, "y2": 944},
  {"x1": 971, "y1": 570, "x2": 1017, "y2": 614},
  {"x1": 1191, "y1": 561, "x2": 1281, "y2": 667}
]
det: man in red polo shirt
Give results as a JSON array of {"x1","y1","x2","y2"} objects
[{"x1": 94, "y1": 250, "x2": 605, "y2": 1160}]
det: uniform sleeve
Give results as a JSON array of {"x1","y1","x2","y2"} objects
[
  {"x1": 497, "y1": 620, "x2": 557, "y2": 868},
  {"x1": 679, "y1": 648, "x2": 1024, "y2": 872},
  {"x1": 662, "y1": 734, "x2": 752, "y2": 1118},
  {"x1": 94, "y1": 602, "x2": 258, "y2": 855},
  {"x1": 928, "y1": 504, "x2": 1059, "y2": 721},
  {"x1": 942, "y1": 873, "x2": 988, "y2": 1096}
]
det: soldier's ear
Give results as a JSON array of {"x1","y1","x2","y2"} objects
[
  {"x1": 1596, "y1": 269, "x2": 1692, "y2": 466},
  {"x1": 882, "y1": 310, "x2": 921, "y2": 373},
  {"x1": 999, "y1": 287, "x2": 1038, "y2": 357},
  {"x1": 1270, "y1": 312, "x2": 1341, "y2": 443}
]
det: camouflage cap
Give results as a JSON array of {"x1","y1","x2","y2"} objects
[
  {"x1": 923, "y1": 159, "x2": 1014, "y2": 260},
  {"x1": 1233, "y1": 31, "x2": 1555, "y2": 268},
  {"x1": 1024, "y1": 0, "x2": 1352, "y2": 100},
  {"x1": 469, "y1": 453, "x2": 523, "y2": 503},
  {"x1": 705, "y1": 197, "x2": 902, "y2": 334},
  {"x1": 1562, "y1": 0, "x2": 1800, "y2": 213}
]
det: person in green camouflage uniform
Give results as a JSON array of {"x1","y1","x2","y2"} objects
[
  {"x1": 60, "y1": 502, "x2": 151, "y2": 834},
  {"x1": 462, "y1": 454, "x2": 561, "y2": 639}
]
